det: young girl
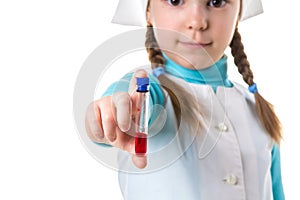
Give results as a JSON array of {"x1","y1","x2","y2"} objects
[{"x1": 85, "y1": 0, "x2": 285, "y2": 199}]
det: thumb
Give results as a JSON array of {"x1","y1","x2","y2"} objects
[{"x1": 132, "y1": 154, "x2": 147, "y2": 169}]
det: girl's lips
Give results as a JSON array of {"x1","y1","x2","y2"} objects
[{"x1": 179, "y1": 41, "x2": 212, "y2": 48}]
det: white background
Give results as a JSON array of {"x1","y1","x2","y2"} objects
[{"x1": 1, "y1": 0, "x2": 299, "y2": 199}]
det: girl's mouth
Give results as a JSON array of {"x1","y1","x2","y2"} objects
[{"x1": 178, "y1": 41, "x2": 212, "y2": 48}]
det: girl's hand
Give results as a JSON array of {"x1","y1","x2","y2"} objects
[{"x1": 85, "y1": 70, "x2": 148, "y2": 169}]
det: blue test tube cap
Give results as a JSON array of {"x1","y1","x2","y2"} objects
[{"x1": 136, "y1": 77, "x2": 149, "y2": 92}]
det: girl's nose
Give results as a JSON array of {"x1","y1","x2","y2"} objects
[{"x1": 186, "y1": 4, "x2": 208, "y2": 31}]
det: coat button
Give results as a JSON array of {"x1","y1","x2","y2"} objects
[
  {"x1": 216, "y1": 123, "x2": 228, "y2": 132},
  {"x1": 223, "y1": 174, "x2": 238, "y2": 185}
]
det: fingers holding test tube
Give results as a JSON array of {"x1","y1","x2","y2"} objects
[
  {"x1": 112, "y1": 70, "x2": 149, "y2": 168},
  {"x1": 85, "y1": 70, "x2": 149, "y2": 169}
]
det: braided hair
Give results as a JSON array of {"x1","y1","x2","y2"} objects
[{"x1": 230, "y1": 28, "x2": 282, "y2": 144}]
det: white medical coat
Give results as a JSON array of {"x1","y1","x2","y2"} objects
[{"x1": 117, "y1": 74, "x2": 274, "y2": 200}]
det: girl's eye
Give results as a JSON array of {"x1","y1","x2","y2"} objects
[
  {"x1": 208, "y1": 0, "x2": 227, "y2": 8},
  {"x1": 166, "y1": 0, "x2": 184, "y2": 6}
]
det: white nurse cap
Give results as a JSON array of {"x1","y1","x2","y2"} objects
[{"x1": 111, "y1": 0, "x2": 263, "y2": 26}]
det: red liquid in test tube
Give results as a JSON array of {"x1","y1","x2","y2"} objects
[
  {"x1": 135, "y1": 132, "x2": 147, "y2": 155},
  {"x1": 135, "y1": 77, "x2": 149, "y2": 156}
]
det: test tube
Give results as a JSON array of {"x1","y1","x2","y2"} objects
[{"x1": 135, "y1": 77, "x2": 149, "y2": 156}]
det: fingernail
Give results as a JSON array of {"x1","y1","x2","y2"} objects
[
  {"x1": 108, "y1": 134, "x2": 116, "y2": 142},
  {"x1": 119, "y1": 123, "x2": 130, "y2": 132},
  {"x1": 95, "y1": 133, "x2": 104, "y2": 140}
]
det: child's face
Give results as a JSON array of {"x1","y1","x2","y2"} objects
[{"x1": 147, "y1": 0, "x2": 240, "y2": 69}]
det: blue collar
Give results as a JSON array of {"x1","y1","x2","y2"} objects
[{"x1": 163, "y1": 53, "x2": 233, "y2": 92}]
